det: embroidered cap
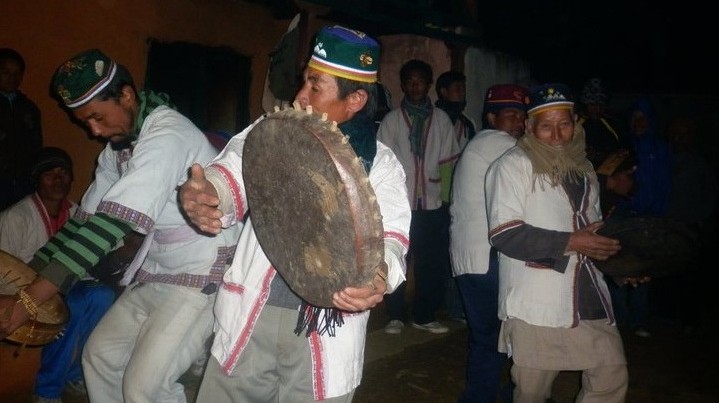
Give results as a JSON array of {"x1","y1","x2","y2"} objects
[
  {"x1": 307, "y1": 25, "x2": 380, "y2": 83},
  {"x1": 483, "y1": 84, "x2": 528, "y2": 113},
  {"x1": 51, "y1": 49, "x2": 132, "y2": 108},
  {"x1": 525, "y1": 83, "x2": 574, "y2": 116}
]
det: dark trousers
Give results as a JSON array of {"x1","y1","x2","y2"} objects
[
  {"x1": 456, "y1": 249, "x2": 509, "y2": 403},
  {"x1": 385, "y1": 206, "x2": 450, "y2": 324},
  {"x1": 608, "y1": 279, "x2": 649, "y2": 329}
]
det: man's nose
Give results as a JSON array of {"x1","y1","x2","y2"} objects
[{"x1": 87, "y1": 122, "x2": 102, "y2": 136}]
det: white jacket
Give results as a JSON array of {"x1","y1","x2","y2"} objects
[
  {"x1": 204, "y1": 116, "x2": 411, "y2": 399},
  {"x1": 450, "y1": 129, "x2": 516, "y2": 276},
  {"x1": 0, "y1": 193, "x2": 77, "y2": 263},
  {"x1": 377, "y1": 106, "x2": 460, "y2": 210},
  {"x1": 486, "y1": 146, "x2": 614, "y2": 328}
]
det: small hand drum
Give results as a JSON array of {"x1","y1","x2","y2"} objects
[
  {"x1": 1, "y1": 250, "x2": 68, "y2": 346},
  {"x1": 594, "y1": 216, "x2": 699, "y2": 278},
  {"x1": 243, "y1": 107, "x2": 385, "y2": 307}
]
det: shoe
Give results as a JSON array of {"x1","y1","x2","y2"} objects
[
  {"x1": 384, "y1": 320, "x2": 404, "y2": 334},
  {"x1": 449, "y1": 316, "x2": 467, "y2": 325},
  {"x1": 634, "y1": 327, "x2": 651, "y2": 338},
  {"x1": 65, "y1": 379, "x2": 87, "y2": 396},
  {"x1": 33, "y1": 395, "x2": 62, "y2": 403},
  {"x1": 411, "y1": 321, "x2": 449, "y2": 334}
]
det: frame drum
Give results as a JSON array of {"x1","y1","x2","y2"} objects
[
  {"x1": 1, "y1": 250, "x2": 68, "y2": 346},
  {"x1": 594, "y1": 216, "x2": 699, "y2": 278},
  {"x1": 243, "y1": 107, "x2": 385, "y2": 307}
]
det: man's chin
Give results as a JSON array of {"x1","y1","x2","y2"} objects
[{"x1": 108, "y1": 135, "x2": 128, "y2": 143}]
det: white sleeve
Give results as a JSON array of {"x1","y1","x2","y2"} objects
[
  {"x1": 204, "y1": 117, "x2": 262, "y2": 227},
  {"x1": 370, "y1": 142, "x2": 411, "y2": 293}
]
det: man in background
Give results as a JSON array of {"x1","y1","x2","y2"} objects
[
  {"x1": 0, "y1": 48, "x2": 42, "y2": 211},
  {"x1": 0, "y1": 147, "x2": 115, "y2": 403},
  {"x1": 378, "y1": 59, "x2": 460, "y2": 335},
  {"x1": 578, "y1": 77, "x2": 628, "y2": 168},
  {"x1": 450, "y1": 84, "x2": 527, "y2": 402},
  {"x1": 435, "y1": 70, "x2": 476, "y2": 150},
  {"x1": 435, "y1": 70, "x2": 477, "y2": 324}
]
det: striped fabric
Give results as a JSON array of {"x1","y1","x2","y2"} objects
[
  {"x1": 35, "y1": 217, "x2": 85, "y2": 263},
  {"x1": 134, "y1": 245, "x2": 236, "y2": 289},
  {"x1": 35, "y1": 213, "x2": 134, "y2": 278}
]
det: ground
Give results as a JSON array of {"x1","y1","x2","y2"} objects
[
  {"x1": 4, "y1": 298, "x2": 717, "y2": 403},
  {"x1": 355, "y1": 313, "x2": 719, "y2": 402}
]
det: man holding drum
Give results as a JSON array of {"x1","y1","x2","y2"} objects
[{"x1": 180, "y1": 25, "x2": 411, "y2": 402}]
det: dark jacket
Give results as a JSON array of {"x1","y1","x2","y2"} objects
[
  {"x1": 0, "y1": 90, "x2": 42, "y2": 179},
  {"x1": 0, "y1": 90, "x2": 42, "y2": 210}
]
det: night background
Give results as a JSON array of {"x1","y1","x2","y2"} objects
[
  {"x1": 258, "y1": 0, "x2": 717, "y2": 96},
  {"x1": 476, "y1": 0, "x2": 715, "y2": 95}
]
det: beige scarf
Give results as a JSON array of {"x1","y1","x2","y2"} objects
[{"x1": 518, "y1": 124, "x2": 594, "y2": 190}]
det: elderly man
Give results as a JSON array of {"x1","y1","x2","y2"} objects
[
  {"x1": 486, "y1": 83, "x2": 628, "y2": 402},
  {"x1": 450, "y1": 83, "x2": 527, "y2": 403},
  {"x1": 0, "y1": 49, "x2": 240, "y2": 403},
  {"x1": 179, "y1": 25, "x2": 411, "y2": 402}
]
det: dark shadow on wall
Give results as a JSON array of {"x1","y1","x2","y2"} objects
[{"x1": 145, "y1": 39, "x2": 251, "y2": 135}]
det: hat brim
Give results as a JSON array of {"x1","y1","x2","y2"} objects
[
  {"x1": 528, "y1": 102, "x2": 574, "y2": 116},
  {"x1": 485, "y1": 101, "x2": 525, "y2": 113},
  {"x1": 308, "y1": 57, "x2": 377, "y2": 83}
]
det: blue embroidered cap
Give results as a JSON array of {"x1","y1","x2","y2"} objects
[{"x1": 525, "y1": 83, "x2": 574, "y2": 116}]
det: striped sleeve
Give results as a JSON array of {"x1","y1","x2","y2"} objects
[
  {"x1": 38, "y1": 213, "x2": 135, "y2": 291},
  {"x1": 34, "y1": 217, "x2": 85, "y2": 263}
]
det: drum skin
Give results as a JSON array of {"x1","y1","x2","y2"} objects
[
  {"x1": 243, "y1": 107, "x2": 384, "y2": 307},
  {"x1": 593, "y1": 215, "x2": 699, "y2": 278},
  {"x1": 0, "y1": 250, "x2": 68, "y2": 346}
]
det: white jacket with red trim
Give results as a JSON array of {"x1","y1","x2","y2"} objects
[{"x1": 204, "y1": 116, "x2": 411, "y2": 399}]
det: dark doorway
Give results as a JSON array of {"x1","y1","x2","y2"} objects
[{"x1": 144, "y1": 39, "x2": 251, "y2": 135}]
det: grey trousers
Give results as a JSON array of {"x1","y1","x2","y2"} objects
[{"x1": 195, "y1": 305, "x2": 355, "y2": 403}]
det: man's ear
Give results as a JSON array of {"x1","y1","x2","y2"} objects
[
  {"x1": 119, "y1": 85, "x2": 135, "y2": 107},
  {"x1": 438, "y1": 87, "x2": 448, "y2": 99},
  {"x1": 347, "y1": 89, "x2": 368, "y2": 114},
  {"x1": 486, "y1": 112, "x2": 497, "y2": 127}
]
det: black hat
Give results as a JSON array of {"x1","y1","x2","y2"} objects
[{"x1": 31, "y1": 147, "x2": 73, "y2": 180}]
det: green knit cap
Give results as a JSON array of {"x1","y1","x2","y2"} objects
[{"x1": 52, "y1": 49, "x2": 132, "y2": 108}]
